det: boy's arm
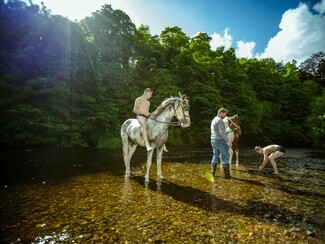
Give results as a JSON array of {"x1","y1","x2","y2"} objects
[
  {"x1": 263, "y1": 150, "x2": 269, "y2": 163},
  {"x1": 133, "y1": 98, "x2": 141, "y2": 114},
  {"x1": 258, "y1": 149, "x2": 269, "y2": 171}
]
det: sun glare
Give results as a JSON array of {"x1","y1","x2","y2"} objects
[{"x1": 29, "y1": 0, "x2": 142, "y2": 24}]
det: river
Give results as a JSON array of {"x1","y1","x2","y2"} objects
[{"x1": 0, "y1": 147, "x2": 324, "y2": 243}]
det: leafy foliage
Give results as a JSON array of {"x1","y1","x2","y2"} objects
[
  {"x1": 0, "y1": 0, "x2": 324, "y2": 147},
  {"x1": 306, "y1": 95, "x2": 325, "y2": 148}
]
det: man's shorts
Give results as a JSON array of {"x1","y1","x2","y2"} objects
[{"x1": 137, "y1": 114, "x2": 147, "y2": 124}]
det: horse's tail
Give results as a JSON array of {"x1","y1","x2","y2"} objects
[{"x1": 121, "y1": 119, "x2": 137, "y2": 177}]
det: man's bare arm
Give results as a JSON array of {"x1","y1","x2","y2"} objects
[{"x1": 133, "y1": 98, "x2": 141, "y2": 114}]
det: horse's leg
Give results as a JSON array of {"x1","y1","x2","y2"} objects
[
  {"x1": 234, "y1": 138, "x2": 239, "y2": 167},
  {"x1": 219, "y1": 155, "x2": 223, "y2": 168},
  {"x1": 228, "y1": 134, "x2": 234, "y2": 166},
  {"x1": 122, "y1": 137, "x2": 130, "y2": 177},
  {"x1": 235, "y1": 149, "x2": 239, "y2": 166},
  {"x1": 126, "y1": 144, "x2": 137, "y2": 176},
  {"x1": 156, "y1": 147, "x2": 164, "y2": 179},
  {"x1": 229, "y1": 145, "x2": 233, "y2": 166},
  {"x1": 144, "y1": 149, "x2": 154, "y2": 182}
]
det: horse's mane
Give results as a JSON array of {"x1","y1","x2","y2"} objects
[{"x1": 151, "y1": 95, "x2": 189, "y2": 119}]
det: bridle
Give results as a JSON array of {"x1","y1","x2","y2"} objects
[
  {"x1": 173, "y1": 99, "x2": 190, "y2": 124},
  {"x1": 149, "y1": 99, "x2": 190, "y2": 126},
  {"x1": 227, "y1": 117, "x2": 241, "y2": 136}
]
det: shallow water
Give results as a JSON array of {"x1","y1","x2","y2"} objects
[{"x1": 0, "y1": 147, "x2": 324, "y2": 243}]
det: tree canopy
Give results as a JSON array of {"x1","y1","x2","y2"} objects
[{"x1": 0, "y1": 0, "x2": 324, "y2": 148}]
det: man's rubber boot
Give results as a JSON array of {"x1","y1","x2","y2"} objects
[
  {"x1": 211, "y1": 164, "x2": 217, "y2": 177},
  {"x1": 223, "y1": 164, "x2": 231, "y2": 179}
]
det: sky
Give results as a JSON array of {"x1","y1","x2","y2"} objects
[{"x1": 27, "y1": 0, "x2": 325, "y2": 64}]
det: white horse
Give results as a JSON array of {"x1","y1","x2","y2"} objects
[
  {"x1": 224, "y1": 114, "x2": 242, "y2": 166},
  {"x1": 121, "y1": 94, "x2": 191, "y2": 182}
]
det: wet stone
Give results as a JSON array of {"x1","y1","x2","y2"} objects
[{"x1": 0, "y1": 147, "x2": 324, "y2": 242}]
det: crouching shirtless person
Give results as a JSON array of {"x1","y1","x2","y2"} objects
[
  {"x1": 254, "y1": 144, "x2": 286, "y2": 174},
  {"x1": 133, "y1": 88, "x2": 154, "y2": 151}
]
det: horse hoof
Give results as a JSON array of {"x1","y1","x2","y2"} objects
[{"x1": 158, "y1": 175, "x2": 164, "y2": 179}]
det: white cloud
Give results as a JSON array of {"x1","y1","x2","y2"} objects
[
  {"x1": 209, "y1": 29, "x2": 256, "y2": 59},
  {"x1": 210, "y1": 28, "x2": 233, "y2": 50},
  {"x1": 235, "y1": 41, "x2": 256, "y2": 58},
  {"x1": 313, "y1": 0, "x2": 325, "y2": 14},
  {"x1": 257, "y1": 1, "x2": 325, "y2": 63},
  {"x1": 209, "y1": 1, "x2": 325, "y2": 63}
]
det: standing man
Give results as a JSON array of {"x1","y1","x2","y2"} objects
[
  {"x1": 254, "y1": 145, "x2": 286, "y2": 174},
  {"x1": 133, "y1": 88, "x2": 154, "y2": 151},
  {"x1": 211, "y1": 108, "x2": 231, "y2": 178}
]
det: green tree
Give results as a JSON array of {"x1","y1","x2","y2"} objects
[
  {"x1": 0, "y1": 77, "x2": 86, "y2": 147},
  {"x1": 306, "y1": 95, "x2": 325, "y2": 148},
  {"x1": 299, "y1": 51, "x2": 325, "y2": 91}
]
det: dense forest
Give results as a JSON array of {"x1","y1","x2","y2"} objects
[{"x1": 0, "y1": 0, "x2": 324, "y2": 148}]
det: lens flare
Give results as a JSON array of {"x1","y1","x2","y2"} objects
[{"x1": 204, "y1": 170, "x2": 214, "y2": 182}]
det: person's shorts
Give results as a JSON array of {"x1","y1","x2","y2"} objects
[
  {"x1": 137, "y1": 114, "x2": 147, "y2": 124},
  {"x1": 277, "y1": 146, "x2": 286, "y2": 153}
]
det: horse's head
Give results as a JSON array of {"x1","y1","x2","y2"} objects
[
  {"x1": 173, "y1": 94, "x2": 191, "y2": 128},
  {"x1": 227, "y1": 114, "x2": 242, "y2": 136},
  {"x1": 151, "y1": 94, "x2": 191, "y2": 127}
]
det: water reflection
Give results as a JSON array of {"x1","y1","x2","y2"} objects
[
  {"x1": 121, "y1": 178, "x2": 132, "y2": 201},
  {"x1": 156, "y1": 179, "x2": 162, "y2": 194},
  {"x1": 144, "y1": 178, "x2": 162, "y2": 194},
  {"x1": 0, "y1": 148, "x2": 125, "y2": 185},
  {"x1": 35, "y1": 229, "x2": 69, "y2": 243}
]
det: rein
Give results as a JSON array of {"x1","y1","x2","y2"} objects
[
  {"x1": 148, "y1": 99, "x2": 188, "y2": 126},
  {"x1": 148, "y1": 117, "x2": 181, "y2": 126}
]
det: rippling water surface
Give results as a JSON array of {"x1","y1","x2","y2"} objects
[{"x1": 0, "y1": 147, "x2": 324, "y2": 243}]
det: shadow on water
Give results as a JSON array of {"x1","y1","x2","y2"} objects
[
  {"x1": 230, "y1": 174, "x2": 325, "y2": 198},
  {"x1": 131, "y1": 176, "x2": 323, "y2": 229},
  {"x1": 236, "y1": 168, "x2": 325, "y2": 193}
]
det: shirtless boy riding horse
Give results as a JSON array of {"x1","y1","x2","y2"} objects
[{"x1": 133, "y1": 88, "x2": 154, "y2": 151}]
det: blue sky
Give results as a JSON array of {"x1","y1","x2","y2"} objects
[
  {"x1": 125, "y1": 0, "x2": 303, "y2": 51},
  {"x1": 27, "y1": 0, "x2": 325, "y2": 63}
]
